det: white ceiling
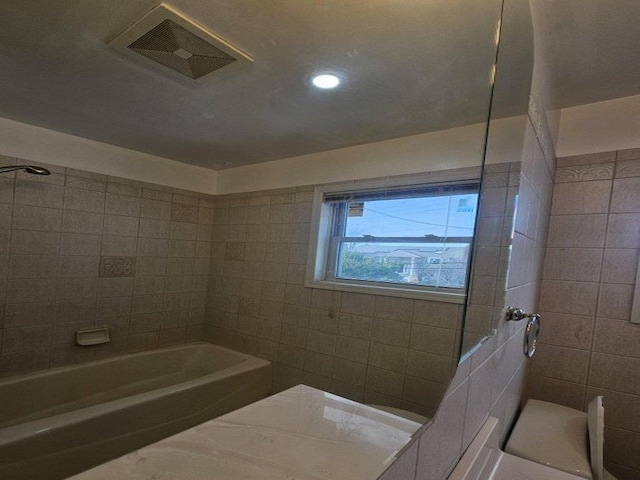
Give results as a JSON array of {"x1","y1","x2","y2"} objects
[
  {"x1": 534, "y1": 0, "x2": 640, "y2": 108},
  {"x1": 0, "y1": 1, "x2": 637, "y2": 171},
  {"x1": 0, "y1": 0, "x2": 501, "y2": 169}
]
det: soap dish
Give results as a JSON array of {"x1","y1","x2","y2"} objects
[{"x1": 75, "y1": 327, "x2": 111, "y2": 346}]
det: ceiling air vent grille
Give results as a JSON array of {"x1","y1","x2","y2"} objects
[
  {"x1": 127, "y1": 19, "x2": 236, "y2": 80},
  {"x1": 109, "y1": 4, "x2": 252, "y2": 85}
]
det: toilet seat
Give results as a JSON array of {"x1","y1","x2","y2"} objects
[
  {"x1": 587, "y1": 396, "x2": 617, "y2": 480},
  {"x1": 504, "y1": 398, "x2": 618, "y2": 480}
]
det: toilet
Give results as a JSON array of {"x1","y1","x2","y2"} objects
[{"x1": 505, "y1": 397, "x2": 618, "y2": 480}]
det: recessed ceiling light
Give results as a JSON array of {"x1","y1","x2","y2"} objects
[{"x1": 312, "y1": 74, "x2": 340, "y2": 89}]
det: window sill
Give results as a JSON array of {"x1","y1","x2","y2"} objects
[{"x1": 305, "y1": 279, "x2": 466, "y2": 304}]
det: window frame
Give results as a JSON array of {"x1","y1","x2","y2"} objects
[{"x1": 305, "y1": 169, "x2": 481, "y2": 304}]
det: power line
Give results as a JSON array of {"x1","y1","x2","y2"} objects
[{"x1": 365, "y1": 208, "x2": 475, "y2": 231}]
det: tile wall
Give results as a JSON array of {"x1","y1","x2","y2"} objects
[
  {"x1": 0, "y1": 156, "x2": 214, "y2": 376},
  {"x1": 462, "y1": 160, "x2": 520, "y2": 353},
  {"x1": 378, "y1": 96, "x2": 556, "y2": 479},
  {"x1": 203, "y1": 185, "x2": 464, "y2": 418},
  {"x1": 529, "y1": 148, "x2": 640, "y2": 480}
]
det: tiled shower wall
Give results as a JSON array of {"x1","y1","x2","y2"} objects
[
  {"x1": 0, "y1": 156, "x2": 214, "y2": 376},
  {"x1": 378, "y1": 98, "x2": 556, "y2": 479},
  {"x1": 203, "y1": 185, "x2": 464, "y2": 418},
  {"x1": 529, "y1": 148, "x2": 640, "y2": 480},
  {"x1": 462, "y1": 160, "x2": 520, "y2": 353}
]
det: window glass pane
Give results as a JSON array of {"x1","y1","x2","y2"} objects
[{"x1": 334, "y1": 193, "x2": 478, "y2": 289}]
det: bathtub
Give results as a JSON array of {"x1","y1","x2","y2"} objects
[{"x1": 0, "y1": 342, "x2": 272, "y2": 480}]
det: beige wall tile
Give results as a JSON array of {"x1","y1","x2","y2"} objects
[
  {"x1": 369, "y1": 343, "x2": 408, "y2": 373},
  {"x1": 593, "y1": 318, "x2": 640, "y2": 358},
  {"x1": 538, "y1": 279, "x2": 599, "y2": 315},
  {"x1": 303, "y1": 350, "x2": 333, "y2": 377},
  {"x1": 306, "y1": 330, "x2": 336, "y2": 355},
  {"x1": 5, "y1": 302, "x2": 56, "y2": 328},
  {"x1": 334, "y1": 335, "x2": 369, "y2": 363},
  {"x1": 365, "y1": 366, "x2": 404, "y2": 398},
  {"x1": 546, "y1": 214, "x2": 607, "y2": 248},
  {"x1": 412, "y1": 301, "x2": 460, "y2": 329},
  {"x1": 340, "y1": 292, "x2": 375, "y2": 316},
  {"x1": 332, "y1": 357, "x2": 367, "y2": 387},
  {"x1": 104, "y1": 215, "x2": 139, "y2": 237},
  {"x1": 7, "y1": 278, "x2": 56, "y2": 304},
  {"x1": 603, "y1": 427, "x2": 640, "y2": 472},
  {"x1": 530, "y1": 343, "x2": 590, "y2": 383},
  {"x1": 13, "y1": 205, "x2": 62, "y2": 232},
  {"x1": 605, "y1": 213, "x2": 640, "y2": 248},
  {"x1": 597, "y1": 284, "x2": 634, "y2": 320},
  {"x1": 542, "y1": 248, "x2": 603, "y2": 282},
  {"x1": 414, "y1": 380, "x2": 468, "y2": 480},
  {"x1": 463, "y1": 356, "x2": 495, "y2": 446},
  {"x1": 62, "y1": 210, "x2": 103, "y2": 234},
  {"x1": 63, "y1": 187, "x2": 105, "y2": 213},
  {"x1": 371, "y1": 318, "x2": 411, "y2": 347},
  {"x1": 66, "y1": 175, "x2": 106, "y2": 192},
  {"x1": 551, "y1": 180, "x2": 612, "y2": 215},
  {"x1": 407, "y1": 351, "x2": 453, "y2": 383},
  {"x1": 537, "y1": 312, "x2": 595, "y2": 350},
  {"x1": 10, "y1": 230, "x2": 60, "y2": 255},
  {"x1": 2, "y1": 325, "x2": 51, "y2": 353},
  {"x1": 601, "y1": 249, "x2": 639, "y2": 284},
  {"x1": 590, "y1": 353, "x2": 640, "y2": 396},
  {"x1": 101, "y1": 235, "x2": 138, "y2": 257},
  {"x1": 8, "y1": 255, "x2": 58, "y2": 278},
  {"x1": 0, "y1": 349, "x2": 49, "y2": 376},
  {"x1": 60, "y1": 233, "x2": 100, "y2": 256},
  {"x1": 409, "y1": 324, "x2": 457, "y2": 357},
  {"x1": 59, "y1": 256, "x2": 100, "y2": 278},
  {"x1": 528, "y1": 374, "x2": 586, "y2": 410},
  {"x1": 374, "y1": 296, "x2": 414, "y2": 322},
  {"x1": 610, "y1": 177, "x2": 640, "y2": 213},
  {"x1": 14, "y1": 180, "x2": 63, "y2": 208},
  {"x1": 337, "y1": 313, "x2": 372, "y2": 340}
]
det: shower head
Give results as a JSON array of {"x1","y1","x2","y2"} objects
[
  {"x1": 0, "y1": 165, "x2": 51, "y2": 175},
  {"x1": 23, "y1": 166, "x2": 51, "y2": 175}
]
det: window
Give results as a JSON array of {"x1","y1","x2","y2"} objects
[{"x1": 306, "y1": 178, "x2": 479, "y2": 302}]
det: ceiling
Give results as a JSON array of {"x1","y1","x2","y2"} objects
[
  {"x1": 0, "y1": 1, "x2": 638, "y2": 171},
  {"x1": 534, "y1": 0, "x2": 640, "y2": 108},
  {"x1": 0, "y1": 0, "x2": 501, "y2": 169}
]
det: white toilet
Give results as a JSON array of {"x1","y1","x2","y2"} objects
[
  {"x1": 505, "y1": 397, "x2": 618, "y2": 480},
  {"x1": 587, "y1": 396, "x2": 617, "y2": 480}
]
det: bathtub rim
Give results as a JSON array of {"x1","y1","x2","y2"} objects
[{"x1": 0, "y1": 342, "x2": 271, "y2": 450}]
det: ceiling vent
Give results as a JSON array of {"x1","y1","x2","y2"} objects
[{"x1": 109, "y1": 4, "x2": 252, "y2": 85}]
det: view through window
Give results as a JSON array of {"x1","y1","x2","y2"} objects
[{"x1": 325, "y1": 184, "x2": 479, "y2": 291}]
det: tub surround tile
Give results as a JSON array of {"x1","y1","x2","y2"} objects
[{"x1": 0, "y1": 163, "x2": 212, "y2": 375}]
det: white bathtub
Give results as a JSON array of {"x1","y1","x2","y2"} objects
[{"x1": 0, "y1": 343, "x2": 272, "y2": 480}]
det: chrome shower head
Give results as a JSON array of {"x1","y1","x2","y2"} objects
[
  {"x1": 0, "y1": 165, "x2": 51, "y2": 175},
  {"x1": 23, "y1": 166, "x2": 51, "y2": 175}
]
